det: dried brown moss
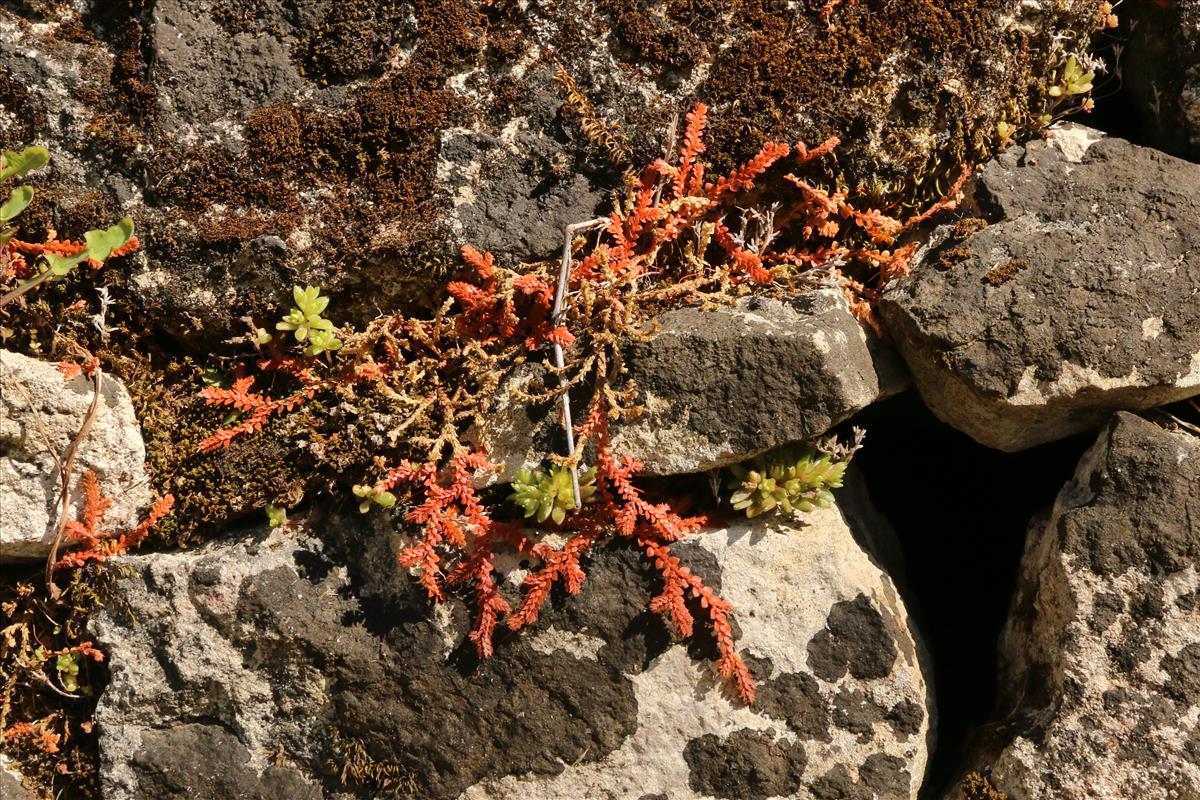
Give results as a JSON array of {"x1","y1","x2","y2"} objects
[
  {"x1": 0, "y1": 65, "x2": 47, "y2": 144},
  {"x1": 82, "y1": 0, "x2": 157, "y2": 126},
  {"x1": 294, "y1": 0, "x2": 412, "y2": 84},
  {"x1": 593, "y1": 0, "x2": 1078, "y2": 199},
  {"x1": 983, "y1": 257, "x2": 1031, "y2": 286},
  {"x1": 961, "y1": 771, "x2": 1009, "y2": 800}
]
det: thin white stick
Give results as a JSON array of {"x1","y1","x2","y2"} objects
[{"x1": 554, "y1": 217, "x2": 607, "y2": 507}]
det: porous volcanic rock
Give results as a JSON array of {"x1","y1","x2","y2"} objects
[
  {"x1": 0, "y1": 349, "x2": 151, "y2": 561},
  {"x1": 1, "y1": 0, "x2": 1104, "y2": 346},
  {"x1": 879, "y1": 125, "x2": 1200, "y2": 451},
  {"x1": 474, "y1": 289, "x2": 908, "y2": 479},
  {"x1": 0, "y1": 757, "x2": 35, "y2": 800},
  {"x1": 948, "y1": 413, "x2": 1200, "y2": 799},
  {"x1": 93, "y1": 482, "x2": 932, "y2": 800}
]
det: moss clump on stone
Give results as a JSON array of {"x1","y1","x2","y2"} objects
[{"x1": 961, "y1": 771, "x2": 1009, "y2": 800}]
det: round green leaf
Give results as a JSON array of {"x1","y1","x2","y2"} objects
[{"x1": 0, "y1": 186, "x2": 33, "y2": 222}]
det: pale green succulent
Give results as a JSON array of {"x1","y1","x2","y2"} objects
[
  {"x1": 55, "y1": 652, "x2": 81, "y2": 693},
  {"x1": 507, "y1": 465, "x2": 597, "y2": 524},
  {"x1": 1048, "y1": 56, "x2": 1094, "y2": 97},
  {"x1": 726, "y1": 447, "x2": 850, "y2": 518},
  {"x1": 353, "y1": 483, "x2": 397, "y2": 513},
  {"x1": 265, "y1": 503, "x2": 288, "y2": 528},
  {"x1": 277, "y1": 285, "x2": 342, "y2": 355}
]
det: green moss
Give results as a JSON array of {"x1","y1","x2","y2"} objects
[{"x1": 115, "y1": 352, "x2": 311, "y2": 547}]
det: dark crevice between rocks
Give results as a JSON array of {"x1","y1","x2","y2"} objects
[
  {"x1": 849, "y1": 392, "x2": 1092, "y2": 798},
  {"x1": 1064, "y1": 4, "x2": 1194, "y2": 159}
]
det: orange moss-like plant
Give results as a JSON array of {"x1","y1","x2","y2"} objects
[
  {"x1": 377, "y1": 406, "x2": 756, "y2": 703},
  {"x1": 191, "y1": 102, "x2": 972, "y2": 704},
  {"x1": 53, "y1": 470, "x2": 174, "y2": 570}
]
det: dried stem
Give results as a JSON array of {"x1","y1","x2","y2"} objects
[
  {"x1": 554, "y1": 217, "x2": 608, "y2": 507},
  {"x1": 45, "y1": 366, "x2": 101, "y2": 600}
]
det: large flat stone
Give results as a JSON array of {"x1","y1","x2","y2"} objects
[
  {"x1": 474, "y1": 290, "x2": 908, "y2": 479},
  {"x1": 880, "y1": 125, "x2": 1200, "y2": 451},
  {"x1": 1, "y1": 0, "x2": 1107, "y2": 347},
  {"x1": 93, "y1": 482, "x2": 931, "y2": 799},
  {"x1": 0, "y1": 350, "x2": 152, "y2": 561}
]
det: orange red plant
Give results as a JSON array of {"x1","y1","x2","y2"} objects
[
  {"x1": 193, "y1": 102, "x2": 971, "y2": 704},
  {"x1": 53, "y1": 470, "x2": 174, "y2": 571},
  {"x1": 378, "y1": 406, "x2": 756, "y2": 702}
]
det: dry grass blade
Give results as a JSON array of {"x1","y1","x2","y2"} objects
[{"x1": 44, "y1": 367, "x2": 102, "y2": 600}]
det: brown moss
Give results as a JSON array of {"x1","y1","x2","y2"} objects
[
  {"x1": 14, "y1": 185, "x2": 120, "y2": 244},
  {"x1": 49, "y1": 17, "x2": 99, "y2": 45},
  {"x1": 699, "y1": 0, "x2": 1015, "y2": 176},
  {"x1": 951, "y1": 217, "x2": 990, "y2": 240},
  {"x1": 210, "y1": 0, "x2": 280, "y2": 37},
  {"x1": 604, "y1": 0, "x2": 733, "y2": 71},
  {"x1": 83, "y1": 0, "x2": 158, "y2": 126},
  {"x1": 936, "y1": 245, "x2": 974, "y2": 271},
  {"x1": 139, "y1": 0, "x2": 481, "y2": 285},
  {"x1": 590, "y1": 0, "x2": 1081, "y2": 194},
  {"x1": 294, "y1": 0, "x2": 412, "y2": 84},
  {"x1": 961, "y1": 772, "x2": 1009, "y2": 800},
  {"x1": 246, "y1": 105, "x2": 305, "y2": 167},
  {"x1": 0, "y1": 65, "x2": 48, "y2": 144},
  {"x1": 983, "y1": 257, "x2": 1031, "y2": 286},
  {"x1": 1, "y1": 0, "x2": 72, "y2": 19}
]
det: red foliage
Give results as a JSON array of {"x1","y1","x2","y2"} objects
[
  {"x1": 6, "y1": 234, "x2": 140, "y2": 270},
  {"x1": 3, "y1": 721, "x2": 61, "y2": 754},
  {"x1": 641, "y1": 538, "x2": 755, "y2": 704},
  {"x1": 186, "y1": 102, "x2": 974, "y2": 706},
  {"x1": 54, "y1": 470, "x2": 174, "y2": 570},
  {"x1": 197, "y1": 370, "x2": 318, "y2": 453},
  {"x1": 449, "y1": 244, "x2": 561, "y2": 350},
  {"x1": 385, "y1": 406, "x2": 756, "y2": 703},
  {"x1": 56, "y1": 356, "x2": 100, "y2": 381}
]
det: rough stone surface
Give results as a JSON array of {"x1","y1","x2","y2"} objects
[
  {"x1": 1122, "y1": 0, "x2": 1200, "y2": 162},
  {"x1": 0, "y1": 0, "x2": 1102, "y2": 347},
  {"x1": 0, "y1": 349, "x2": 152, "y2": 561},
  {"x1": 879, "y1": 125, "x2": 1200, "y2": 451},
  {"x1": 949, "y1": 413, "x2": 1200, "y2": 799},
  {"x1": 474, "y1": 290, "x2": 908, "y2": 479},
  {"x1": 93, "y1": 484, "x2": 931, "y2": 800},
  {"x1": 0, "y1": 757, "x2": 35, "y2": 800}
]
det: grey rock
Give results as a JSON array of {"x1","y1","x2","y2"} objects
[
  {"x1": 474, "y1": 290, "x2": 908, "y2": 479},
  {"x1": 149, "y1": 0, "x2": 326, "y2": 144},
  {"x1": 0, "y1": 757, "x2": 35, "y2": 800},
  {"x1": 1, "y1": 0, "x2": 1106, "y2": 348},
  {"x1": 436, "y1": 64, "x2": 612, "y2": 268},
  {"x1": 94, "y1": 483, "x2": 931, "y2": 799},
  {"x1": 880, "y1": 125, "x2": 1200, "y2": 451},
  {"x1": 0, "y1": 350, "x2": 152, "y2": 561},
  {"x1": 949, "y1": 413, "x2": 1200, "y2": 799}
]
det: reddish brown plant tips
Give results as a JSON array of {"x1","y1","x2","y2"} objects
[{"x1": 53, "y1": 471, "x2": 174, "y2": 571}]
